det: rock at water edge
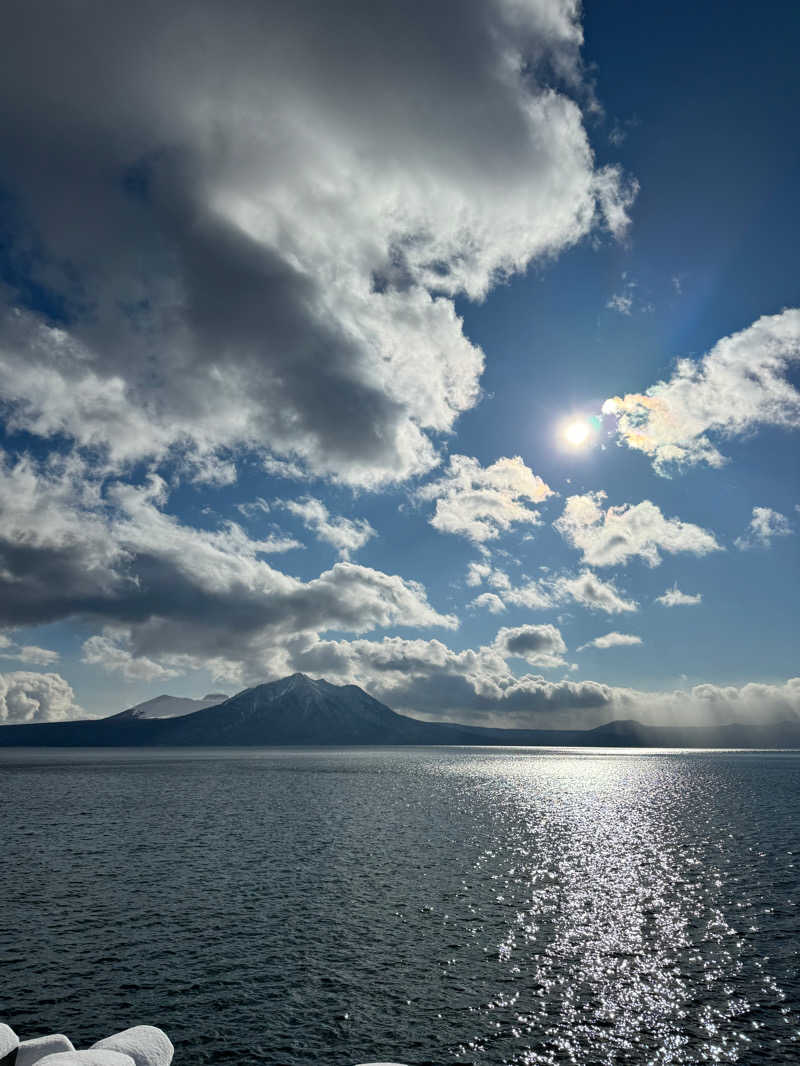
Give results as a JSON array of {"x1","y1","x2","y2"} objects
[
  {"x1": 35, "y1": 1052, "x2": 135, "y2": 1066},
  {"x1": 0, "y1": 1024, "x2": 19, "y2": 1065},
  {"x1": 16, "y1": 1035, "x2": 75, "y2": 1066},
  {"x1": 91, "y1": 1027, "x2": 172, "y2": 1066}
]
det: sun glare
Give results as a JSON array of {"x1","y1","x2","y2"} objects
[{"x1": 564, "y1": 420, "x2": 591, "y2": 447}]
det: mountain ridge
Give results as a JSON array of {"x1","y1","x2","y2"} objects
[
  {"x1": 109, "y1": 692, "x2": 230, "y2": 721},
  {"x1": 1, "y1": 673, "x2": 799, "y2": 748}
]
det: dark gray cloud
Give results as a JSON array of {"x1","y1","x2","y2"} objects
[{"x1": 493, "y1": 623, "x2": 567, "y2": 667}]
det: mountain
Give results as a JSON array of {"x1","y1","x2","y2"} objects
[
  {"x1": 0, "y1": 673, "x2": 798, "y2": 748},
  {"x1": 159, "y1": 673, "x2": 440, "y2": 745},
  {"x1": 108, "y1": 692, "x2": 230, "y2": 721}
]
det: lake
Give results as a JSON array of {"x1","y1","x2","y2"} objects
[{"x1": 1, "y1": 747, "x2": 798, "y2": 1064}]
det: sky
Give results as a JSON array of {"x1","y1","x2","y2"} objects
[{"x1": 0, "y1": 0, "x2": 798, "y2": 727}]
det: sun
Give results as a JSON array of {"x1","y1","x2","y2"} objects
[{"x1": 563, "y1": 419, "x2": 591, "y2": 447}]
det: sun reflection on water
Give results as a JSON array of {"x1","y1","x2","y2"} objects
[{"x1": 433, "y1": 751, "x2": 793, "y2": 1064}]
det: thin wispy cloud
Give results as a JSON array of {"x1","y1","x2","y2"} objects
[
  {"x1": 577, "y1": 632, "x2": 642, "y2": 651},
  {"x1": 735, "y1": 507, "x2": 793, "y2": 550},
  {"x1": 655, "y1": 585, "x2": 702, "y2": 607}
]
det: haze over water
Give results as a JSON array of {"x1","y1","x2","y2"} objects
[{"x1": 2, "y1": 747, "x2": 798, "y2": 1065}]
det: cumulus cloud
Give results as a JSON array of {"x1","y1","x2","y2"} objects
[
  {"x1": 282, "y1": 633, "x2": 800, "y2": 729},
  {"x1": 655, "y1": 584, "x2": 702, "y2": 607},
  {"x1": 280, "y1": 497, "x2": 375, "y2": 559},
  {"x1": 492, "y1": 624, "x2": 567, "y2": 668},
  {"x1": 418, "y1": 455, "x2": 553, "y2": 543},
  {"x1": 734, "y1": 506, "x2": 793, "y2": 550},
  {"x1": 577, "y1": 632, "x2": 642, "y2": 651},
  {"x1": 0, "y1": 633, "x2": 60, "y2": 665},
  {"x1": 554, "y1": 491, "x2": 722, "y2": 567},
  {"x1": 0, "y1": 671, "x2": 84, "y2": 723},
  {"x1": 289, "y1": 633, "x2": 617, "y2": 726},
  {"x1": 552, "y1": 570, "x2": 638, "y2": 613},
  {"x1": 603, "y1": 309, "x2": 800, "y2": 472},
  {"x1": 466, "y1": 561, "x2": 512, "y2": 590},
  {"x1": 471, "y1": 592, "x2": 507, "y2": 614},
  {"x1": 0, "y1": 0, "x2": 633, "y2": 488},
  {"x1": 468, "y1": 563, "x2": 638, "y2": 614},
  {"x1": 0, "y1": 454, "x2": 456, "y2": 685},
  {"x1": 82, "y1": 635, "x2": 185, "y2": 683}
]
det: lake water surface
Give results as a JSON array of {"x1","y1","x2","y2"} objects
[{"x1": 1, "y1": 747, "x2": 798, "y2": 1064}]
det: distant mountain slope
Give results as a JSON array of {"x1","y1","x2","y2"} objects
[
  {"x1": 160, "y1": 674, "x2": 443, "y2": 745},
  {"x1": 108, "y1": 692, "x2": 230, "y2": 721},
  {"x1": 0, "y1": 673, "x2": 798, "y2": 748}
]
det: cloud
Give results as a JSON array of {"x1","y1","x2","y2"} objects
[
  {"x1": 470, "y1": 592, "x2": 507, "y2": 614},
  {"x1": 466, "y1": 561, "x2": 511, "y2": 589},
  {"x1": 548, "y1": 570, "x2": 638, "y2": 613},
  {"x1": 0, "y1": 633, "x2": 60, "y2": 665},
  {"x1": 468, "y1": 563, "x2": 638, "y2": 614},
  {"x1": 20, "y1": 618, "x2": 798, "y2": 730},
  {"x1": 82, "y1": 635, "x2": 185, "y2": 682},
  {"x1": 607, "y1": 291, "x2": 633, "y2": 315},
  {"x1": 577, "y1": 632, "x2": 642, "y2": 651},
  {"x1": 0, "y1": 0, "x2": 633, "y2": 488},
  {"x1": 280, "y1": 497, "x2": 375, "y2": 559},
  {"x1": 492, "y1": 623, "x2": 567, "y2": 668},
  {"x1": 418, "y1": 455, "x2": 553, "y2": 543},
  {"x1": 554, "y1": 491, "x2": 722, "y2": 567},
  {"x1": 0, "y1": 453, "x2": 456, "y2": 685},
  {"x1": 0, "y1": 671, "x2": 84, "y2": 723},
  {"x1": 289, "y1": 633, "x2": 616, "y2": 725},
  {"x1": 603, "y1": 309, "x2": 800, "y2": 472},
  {"x1": 655, "y1": 584, "x2": 702, "y2": 607},
  {"x1": 285, "y1": 633, "x2": 800, "y2": 729},
  {"x1": 734, "y1": 506, "x2": 793, "y2": 550},
  {"x1": 605, "y1": 272, "x2": 653, "y2": 316}
]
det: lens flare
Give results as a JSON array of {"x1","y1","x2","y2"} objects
[{"x1": 564, "y1": 420, "x2": 590, "y2": 446}]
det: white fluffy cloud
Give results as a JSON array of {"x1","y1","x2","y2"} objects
[
  {"x1": 554, "y1": 491, "x2": 722, "y2": 567},
  {"x1": 655, "y1": 585, "x2": 702, "y2": 607},
  {"x1": 578, "y1": 632, "x2": 642, "y2": 651},
  {"x1": 81, "y1": 636, "x2": 185, "y2": 683},
  {"x1": 0, "y1": 671, "x2": 84, "y2": 723},
  {"x1": 468, "y1": 563, "x2": 638, "y2": 614},
  {"x1": 734, "y1": 506, "x2": 793, "y2": 550},
  {"x1": 603, "y1": 309, "x2": 800, "y2": 472},
  {"x1": 0, "y1": 0, "x2": 633, "y2": 488},
  {"x1": 549, "y1": 571, "x2": 638, "y2": 613},
  {"x1": 418, "y1": 455, "x2": 553, "y2": 543},
  {"x1": 471, "y1": 592, "x2": 507, "y2": 614},
  {"x1": 0, "y1": 633, "x2": 60, "y2": 665},
  {"x1": 280, "y1": 497, "x2": 375, "y2": 559}
]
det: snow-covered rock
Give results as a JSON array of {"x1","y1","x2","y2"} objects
[
  {"x1": 90, "y1": 1027, "x2": 173, "y2": 1066},
  {"x1": 108, "y1": 693, "x2": 228, "y2": 721},
  {"x1": 16, "y1": 1034, "x2": 75, "y2": 1066},
  {"x1": 0, "y1": 1023, "x2": 19, "y2": 1062},
  {"x1": 35, "y1": 1053, "x2": 134, "y2": 1066}
]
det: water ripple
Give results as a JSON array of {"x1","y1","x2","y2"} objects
[{"x1": 1, "y1": 747, "x2": 798, "y2": 1064}]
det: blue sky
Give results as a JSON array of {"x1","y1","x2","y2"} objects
[{"x1": 0, "y1": 1, "x2": 798, "y2": 726}]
